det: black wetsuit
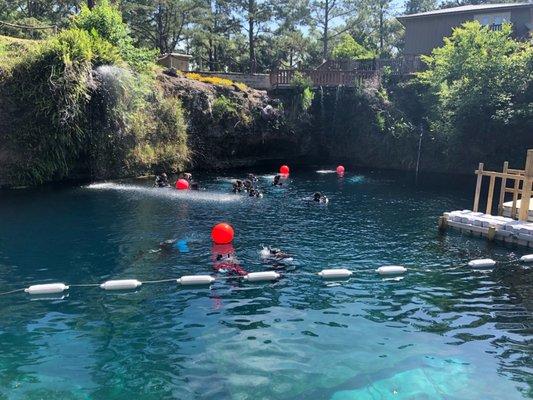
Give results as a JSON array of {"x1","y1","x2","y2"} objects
[{"x1": 155, "y1": 175, "x2": 170, "y2": 187}]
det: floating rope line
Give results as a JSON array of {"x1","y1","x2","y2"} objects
[
  {"x1": 141, "y1": 278, "x2": 180, "y2": 284},
  {"x1": 0, "y1": 288, "x2": 25, "y2": 296},
  {"x1": 69, "y1": 283, "x2": 101, "y2": 287},
  {"x1": 0, "y1": 255, "x2": 530, "y2": 298}
]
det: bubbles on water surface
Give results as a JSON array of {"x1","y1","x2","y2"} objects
[{"x1": 85, "y1": 182, "x2": 241, "y2": 203}]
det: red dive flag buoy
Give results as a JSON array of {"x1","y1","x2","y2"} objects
[
  {"x1": 336, "y1": 165, "x2": 345, "y2": 174},
  {"x1": 279, "y1": 165, "x2": 290, "y2": 175},
  {"x1": 211, "y1": 223, "x2": 235, "y2": 245},
  {"x1": 175, "y1": 179, "x2": 190, "y2": 190}
]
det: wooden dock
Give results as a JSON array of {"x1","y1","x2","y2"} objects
[{"x1": 440, "y1": 149, "x2": 533, "y2": 247}]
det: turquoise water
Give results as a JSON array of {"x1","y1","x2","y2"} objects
[{"x1": 0, "y1": 170, "x2": 531, "y2": 400}]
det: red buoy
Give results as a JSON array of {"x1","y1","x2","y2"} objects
[
  {"x1": 279, "y1": 165, "x2": 290, "y2": 175},
  {"x1": 175, "y1": 179, "x2": 190, "y2": 190},
  {"x1": 336, "y1": 165, "x2": 345, "y2": 174},
  {"x1": 211, "y1": 223, "x2": 234, "y2": 245}
]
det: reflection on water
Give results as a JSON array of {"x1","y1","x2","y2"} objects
[{"x1": 0, "y1": 169, "x2": 531, "y2": 400}]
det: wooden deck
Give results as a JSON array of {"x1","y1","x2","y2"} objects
[
  {"x1": 270, "y1": 69, "x2": 377, "y2": 88},
  {"x1": 269, "y1": 57, "x2": 423, "y2": 88},
  {"x1": 503, "y1": 199, "x2": 533, "y2": 222},
  {"x1": 439, "y1": 149, "x2": 533, "y2": 247}
]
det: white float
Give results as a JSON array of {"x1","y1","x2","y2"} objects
[
  {"x1": 520, "y1": 254, "x2": 533, "y2": 263},
  {"x1": 177, "y1": 275, "x2": 215, "y2": 285},
  {"x1": 25, "y1": 283, "x2": 69, "y2": 295},
  {"x1": 318, "y1": 269, "x2": 352, "y2": 278},
  {"x1": 467, "y1": 259, "x2": 496, "y2": 268},
  {"x1": 243, "y1": 271, "x2": 280, "y2": 282},
  {"x1": 376, "y1": 266, "x2": 407, "y2": 276},
  {"x1": 100, "y1": 279, "x2": 142, "y2": 291}
]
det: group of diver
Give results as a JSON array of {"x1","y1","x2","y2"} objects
[
  {"x1": 152, "y1": 239, "x2": 293, "y2": 277},
  {"x1": 155, "y1": 170, "x2": 328, "y2": 204},
  {"x1": 232, "y1": 174, "x2": 263, "y2": 197},
  {"x1": 154, "y1": 172, "x2": 199, "y2": 190},
  {"x1": 148, "y1": 169, "x2": 337, "y2": 279}
]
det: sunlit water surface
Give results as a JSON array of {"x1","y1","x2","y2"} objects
[{"x1": 0, "y1": 170, "x2": 531, "y2": 400}]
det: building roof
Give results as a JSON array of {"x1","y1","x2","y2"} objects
[{"x1": 397, "y1": 2, "x2": 532, "y2": 21}]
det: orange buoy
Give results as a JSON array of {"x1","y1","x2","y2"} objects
[
  {"x1": 279, "y1": 165, "x2": 290, "y2": 175},
  {"x1": 211, "y1": 223, "x2": 234, "y2": 245},
  {"x1": 175, "y1": 179, "x2": 190, "y2": 190}
]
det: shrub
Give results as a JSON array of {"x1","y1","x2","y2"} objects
[
  {"x1": 127, "y1": 96, "x2": 189, "y2": 173},
  {"x1": 72, "y1": 0, "x2": 156, "y2": 72},
  {"x1": 212, "y1": 95, "x2": 240, "y2": 120},
  {"x1": 185, "y1": 72, "x2": 249, "y2": 90},
  {"x1": 290, "y1": 71, "x2": 314, "y2": 112},
  {"x1": 0, "y1": 36, "x2": 38, "y2": 75}
]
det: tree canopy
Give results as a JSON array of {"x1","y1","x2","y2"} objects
[{"x1": 417, "y1": 21, "x2": 533, "y2": 166}]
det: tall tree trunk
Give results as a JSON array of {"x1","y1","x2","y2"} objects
[
  {"x1": 156, "y1": 4, "x2": 165, "y2": 54},
  {"x1": 322, "y1": 0, "x2": 329, "y2": 61},
  {"x1": 379, "y1": 3, "x2": 384, "y2": 56},
  {"x1": 248, "y1": 0, "x2": 256, "y2": 73}
]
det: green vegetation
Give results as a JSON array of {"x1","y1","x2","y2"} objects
[
  {"x1": 416, "y1": 21, "x2": 533, "y2": 168},
  {"x1": 0, "y1": 1, "x2": 188, "y2": 186},
  {"x1": 72, "y1": 1, "x2": 157, "y2": 72},
  {"x1": 0, "y1": 2, "x2": 531, "y2": 180},
  {"x1": 211, "y1": 95, "x2": 252, "y2": 129},
  {"x1": 212, "y1": 95, "x2": 240, "y2": 120},
  {"x1": 290, "y1": 72, "x2": 314, "y2": 113},
  {"x1": 332, "y1": 34, "x2": 374, "y2": 60},
  {"x1": 0, "y1": 0, "x2": 403, "y2": 73},
  {"x1": 299, "y1": 22, "x2": 532, "y2": 172}
]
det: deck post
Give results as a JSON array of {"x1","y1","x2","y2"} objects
[
  {"x1": 497, "y1": 161, "x2": 508, "y2": 215},
  {"x1": 473, "y1": 163, "x2": 484, "y2": 212},
  {"x1": 511, "y1": 178, "x2": 520, "y2": 219},
  {"x1": 486, "y1": 175, "x2": 496, "y2": 215},
  {"x1": 518, "y1": 149, "x2": 533, "y2": 221}
]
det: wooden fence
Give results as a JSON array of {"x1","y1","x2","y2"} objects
[
  {"x1": 270, "y1": 69, "x2": 377, "y2": 88},
  {"x1": 473, "y1": 149, "x2": 533, "y2": 221},
  {"x1": 316, "y1": 57, "x2": 423, "y2": 75}
]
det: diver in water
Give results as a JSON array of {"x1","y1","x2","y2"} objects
[
  {"x1": 214, "y1": 254, "x2": 247, "y2": 276},
  {"x1": 263, "y1": 246, "x2": 291, "y2": 260},
  {"x1": 247, "y1": 173, "x2": 258, "y2": 183},
  {"x1": 260, "y1": 246, "x2": 294, "y2": 270},
  {"x1": 273, "y1": 174, "x2": 283, "y2": 186},
  {"x1": 179, "y1": 172, "x2": 201, "y2": 190},
  {"x1": 155, "y1": 173, "x2": 170, "y2": 187},
  {"x1": 248, "y1": 188, "x2": 263, "y2": 198},
  {"x1": 232, "y1": 180, "x2": 244, "y2": 193},
  {"x1": 312, "y1": 192, "x2": 329, "y2": 204},
  {"x1": 179, "y1": 172, "x2": 193, "y2": 182},
  {"x1": 243, "y1": 179, "x2": 253, "y2": 192}
]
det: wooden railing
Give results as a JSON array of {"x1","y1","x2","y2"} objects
[
  {"x1": 270, "y1": 57, "x2": 423, "y2": 88},
  {"x1": 316, "y1": 57, "x2": 423, "y2": 75},
  {"x1": 473, "y1": 149, "x2": 533, "y2": 221},
  {"x1": 270, "y1": 69, "x2": 377, "y2": 88}
]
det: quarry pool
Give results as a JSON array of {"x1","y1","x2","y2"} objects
[{"x1": 0, "y1": 169, "x2": 531, "y2": 400}]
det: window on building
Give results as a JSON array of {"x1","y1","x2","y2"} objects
[{"x1": 475, "y1": 12, "x2": 510, "y2": 31}]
